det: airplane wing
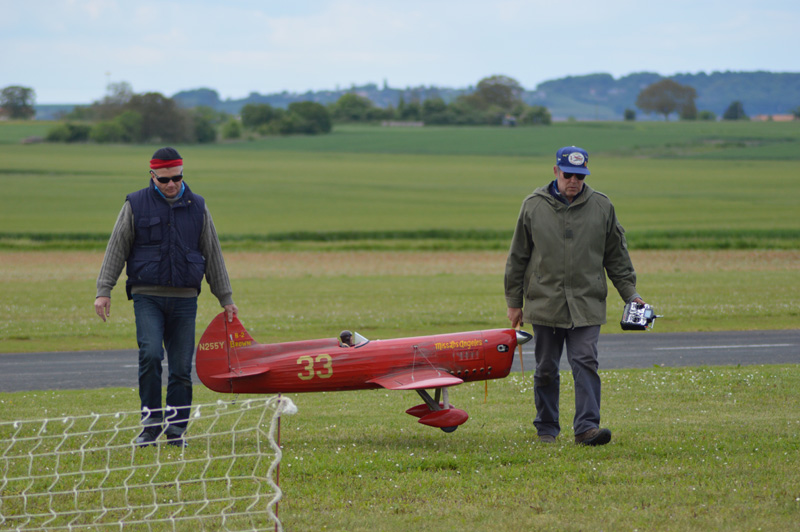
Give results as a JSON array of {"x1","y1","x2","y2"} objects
[
  {"x1": 210, "y1": 365, "x2": 270, "y2": 379},
  {"x1": 368, "y1": 368, "x2": 463, "y2": 390}
]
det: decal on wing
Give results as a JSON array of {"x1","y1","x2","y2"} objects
[{"x1": 368, "y1": 368, "x2": 463, "y2": 390}]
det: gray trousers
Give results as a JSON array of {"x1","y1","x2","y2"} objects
[{"x1": 531, "y1": 325, "x2": 602, "y2": 437}]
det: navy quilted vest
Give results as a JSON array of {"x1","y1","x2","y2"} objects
[{"x1": 125, "y1": 182, "x2": 206, "y2": 299}]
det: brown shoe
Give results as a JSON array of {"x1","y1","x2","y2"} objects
[
  {"x1": 575, "y1": 428, "x2": 611, "y2": 446},
  {"x1": 538, "y1": 434, "x2": 556, "y2": 444}
]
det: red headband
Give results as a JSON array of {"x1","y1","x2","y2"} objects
[{"x1": 150, "y1": 158, "x2": 183, "y2": 169}]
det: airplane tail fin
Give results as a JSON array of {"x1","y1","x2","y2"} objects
[{"x1": 196, "y1": 312, "x2": 258, "y2": 393}]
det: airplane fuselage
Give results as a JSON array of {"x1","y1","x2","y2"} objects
[
  {"x1": 197, "y1": 326, "x2": 518, "y2": 394},
  {"x1": 195, "y1": 313, "x2": 530, "y2": 431}
]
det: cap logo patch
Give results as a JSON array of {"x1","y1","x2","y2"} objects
[{"x1": 568, "y1": 152, "x2": 585, "y2": 166}]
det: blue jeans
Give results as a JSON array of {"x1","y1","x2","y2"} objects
[
  {"x1": 132, "y1": 294, "x2": 197, "y2": 436},
  {"x1": 531, "y1": 325, "x2": 602, "y2": 437}
]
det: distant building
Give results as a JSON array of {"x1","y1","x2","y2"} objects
[
  {"x1": 381, "y1": 121, "x2": 424, "y2": 127},
  {"x1": 751, "y1": 114, "x2": 796, "y2": 122},
  {"x1": 502, "y1": 114, "x2": 517, "y2": 127}
]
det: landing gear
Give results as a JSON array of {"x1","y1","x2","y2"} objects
[{"x1": 405, "y1": 388, "x2": 468, "y2": 432}]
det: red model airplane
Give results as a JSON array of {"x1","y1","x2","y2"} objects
[{"x1": 196, "y1": 312, "x2": 532, "y2": 432}]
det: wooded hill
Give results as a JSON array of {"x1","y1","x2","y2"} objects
[
  {"x1": 35, "y1": 71, "x2": 799, "y2": 121},
  {"x1": 530, "y1": 71, "x2": 800, "y2": 119}
]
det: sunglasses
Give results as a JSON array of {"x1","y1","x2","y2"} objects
[
  {"x1": 152, "y1": 173, "x2": 183, "y2": 184},
  {"x1": 563, "y1": 172, "x2": 586, "y2": 181}
]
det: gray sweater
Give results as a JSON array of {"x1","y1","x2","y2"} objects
[{"x1": 96, "y1": 198, "x2": 234, "y2": 307}]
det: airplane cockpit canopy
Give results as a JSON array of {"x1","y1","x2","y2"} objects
[
  {"x1": 352, "y1": 332, "x2": 369, "y2": 347},
  {"x1": 339, "y1": 331, "x2": 370, "y2": 348}
]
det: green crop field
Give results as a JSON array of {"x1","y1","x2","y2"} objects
[
  {"x1": 0, "y1": 120, "x2": 53, "y2": 144},
  {"x1": 0, "y1": 249, "x2": 798, "y2": 354},
  {"x1": 1, "y1": 121, "x2": 799, "y2": 250},
  {"x1": 138, "y1": 121, "x2": 800, "y2": 159}
]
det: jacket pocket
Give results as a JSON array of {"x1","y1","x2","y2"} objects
[
  {"x1": 593, "y1": 273, "x2": 608, "y2": 300},
  {"x1": 616, "y1": 222, "x2": 628, "y2": 250},
  {"x1": 526, "y1": 273, "x2": 548, "y2": 300},
  {"x1": 184, "y1": 251, "x2": 206, "y2": 287},
  {"x1": 136, "y1": 217, "x2": 162, "y2": 243},
  {"x1": 129, "y1": 246, "x2": 161, "y2": 282}
]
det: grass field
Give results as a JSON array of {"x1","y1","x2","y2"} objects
[
  {"x1": 1, "y1": 249, "x2": 798, "y2": 353},
  {"x1": 3, "y1": 365, "x2": 800, "y2": 531},
  {"x1": 5, "y1": 120, "x2": 800, "y2": 157},
  {"x1": 182, "y1": 120, "x2": 800, "y2": 159},
  {"x1": 1, "y1": 120, "x2": 799, "y2": 530},
  {"x1": 1, "y1": 122, "x2": 799, "y2": 249}
]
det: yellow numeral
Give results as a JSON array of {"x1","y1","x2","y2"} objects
[
  {"x1": 315, "y1": 354, "x2": 333, "y2": 379},
  {"x1": 297, "y1": 356, "x2": 315, "y2": 380},
  {"x1": 297, "y1": 354, "x2": 334, "y2": 380}
]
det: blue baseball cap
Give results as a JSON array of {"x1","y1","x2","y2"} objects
[{"x1": 556, "y1": 146, "x2": 590, "y2": 175}]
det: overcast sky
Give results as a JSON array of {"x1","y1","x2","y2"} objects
[{"x1": 3, "y1": 0, "x2": 799, "y2": 104}]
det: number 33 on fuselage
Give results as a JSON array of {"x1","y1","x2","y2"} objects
[{"x1": 296, "y1": 354, "x2": 333, "y2": 380}]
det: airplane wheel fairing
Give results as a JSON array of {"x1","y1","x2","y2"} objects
[
  {"x1": 418, "y1": 408, "x2": 469, "y2": 429},
  {"x1": 405, "y1": 402, "x2": 451, "y2": 419}
]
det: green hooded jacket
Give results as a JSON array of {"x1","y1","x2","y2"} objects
[{"x1": 504, "y1": 182, "x2": 640, "y2": 328}]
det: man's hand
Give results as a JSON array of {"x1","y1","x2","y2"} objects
[
  {"x1": 632, "y1": 297, "x2": 645, "y2": 305},
  {"x1": 95, "y1": 297, "x2": 111, "y2": 322},
  {"x1": 507, "y1": 307, "x2": 523, "y2": 329},
  {"x1": 223, "y1": 303, "x2": 239, "y2": 322}
]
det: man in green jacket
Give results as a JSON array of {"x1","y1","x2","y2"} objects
[{"x1": 504, "y1": 146, "x2": 645, "y2": 446}]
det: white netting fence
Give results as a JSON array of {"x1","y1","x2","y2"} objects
[{"x1": 0, "y1": 396, "x2": 297, "y2": 532}]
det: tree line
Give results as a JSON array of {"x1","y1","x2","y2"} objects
[
  {"x1": 630, "y1": 79, "x2": 753, "y2": 121},
  {"x1": 168, "y1": 71, "x2": 800, "y2": 121},
  {"x1": 1, "y1": 76, "x2": 551, "y2": 144},
  {"x1": 36, "y1": 82, "x2": 334, "y2": 143},
  {"x1": 3, "y1": 74, "x2": 796, "y2": 145},
  {"x1": 328, "y1": 75, "x2": 551, "y2": 126}
]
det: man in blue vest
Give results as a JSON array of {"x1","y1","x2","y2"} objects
[{"x1": 94, "y1": 147, "x2": 238, "y2": 448}]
